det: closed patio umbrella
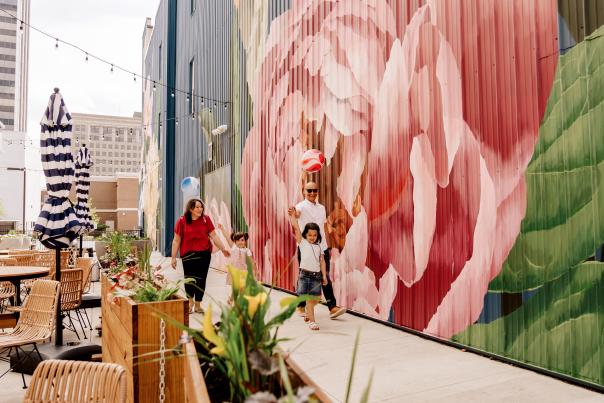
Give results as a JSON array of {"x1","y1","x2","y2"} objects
[
  {"x1": 74, "y1": 145, "x2": 94, "y2": 255},
  {"x1": 33, "y1": 88, "x2": 81, "y2": 346}
]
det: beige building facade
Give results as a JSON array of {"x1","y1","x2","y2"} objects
[
  {"x1": 71, "y1": 112, "x2": 142, "y2": 177},
  {"x1": 52, "y1": 173, "x2": 140, "y2": 232}
]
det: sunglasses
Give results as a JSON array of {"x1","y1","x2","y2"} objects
[{"x1": 306, "y1": 189, "x2": 319, "y2": 193}]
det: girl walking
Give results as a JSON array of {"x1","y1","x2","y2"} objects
[
  {"x1": 171, "y1": 198, "x2": 230, "y2": 313},
  {"x1": 218, "y1": 224, "x2": 254, "y2": 304},
  {"x1": 288, "y1": 212, "x2": 327, "y2": 331}
]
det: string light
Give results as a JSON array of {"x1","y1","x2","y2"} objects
[
  {"x1": 171, "y1": 91, "x2": 175, "y2": 98},
  {"x1": 0, "y1": 8, "x2": 232, "y2": 107},
  {"x1": 175, "y1": 118, "x2": 179, "y2": 125}
]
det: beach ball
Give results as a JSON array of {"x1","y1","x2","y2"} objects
[
  {"x1": 300, "y1": 149, "x2": 325, "y2": 173},
  {"x1": 180, "y1": 176, "x2": 200, "y2": 197}
]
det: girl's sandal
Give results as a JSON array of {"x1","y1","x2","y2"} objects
[{"x1": 308, "y1": 321, "x2": 320, "y2": 331}]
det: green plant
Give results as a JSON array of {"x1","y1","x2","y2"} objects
[
  {"x1": 101, "y1": 231, "x2": 134, "y2": 273},
  {"x1": 109, "y1": 245, "x2": 192, "y2": 303},
  {"x1": 182, "y1": 259, "x2": 314, "y2": 401}
]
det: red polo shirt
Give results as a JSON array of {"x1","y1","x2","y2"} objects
[{"x1": 174, "y1": 215, "x2": 215, "y2": 256}]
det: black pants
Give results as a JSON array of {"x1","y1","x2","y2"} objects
[
  {"x1": 181, "y1": 250, "x2": 211, "y2": 301},
  {"x1": 297, "y1": 248, "x2": 337, "y2": 310}
]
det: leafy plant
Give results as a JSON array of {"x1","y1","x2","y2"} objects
[
  {"x1": 108, "y1": 244, "x2": 192, "y2": 303},
  {"x1": 182, "y1": 258, "x2": 315, "y2": 401}
]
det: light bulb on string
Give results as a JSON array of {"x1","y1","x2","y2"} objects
[
  {"x1": 133, "y1": 74, "x2": 136, "y2": 82},
  {"x1": 110, "y1": 64, "x2": 114, "y2": 73},
  {"x1": 19, "y1": 21, "x2": 23, "y2": 31},
  {"x1": 186, "y1": 94, "x2": 190, "y2": 102},
  {"x1": 191, "y1": 112, "x2": 195, "y2": 120},
  {"x1": 55, "y1": 38, "x2": 59, "y2": 49},
  {"x1": 175, "y1": 118, "x2": 179, "y2": 125},
  {"x1": 224, "y1": 103, "x2": 228, "y2": 109},
  {"x1": 153, "y1": 82, "x2": 156, "y2": 91},
  {"x1": 201, "y1": 98, "x2": 204, "y2": 106},
  {"x1": 129, "y1": 128, "x2": 133, "y2": 135},
  {"x1": 171, "y1": 91, "x2": 175, "y2": 98},
  {"x1": 85, "y1": 53, "x2": 88, "y2": 62}
]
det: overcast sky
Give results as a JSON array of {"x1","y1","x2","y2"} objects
[
  {"x1": 22, "y1": 0, "x2": 160, "y2": 189},
  {"x1": 27, "y1": 0, "x2": 160, "y2": 134}
]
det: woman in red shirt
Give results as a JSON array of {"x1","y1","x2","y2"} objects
[{"x1": 171, "y1": 198, "x2": 230, "y2": 313}]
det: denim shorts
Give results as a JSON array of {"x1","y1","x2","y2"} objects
[{"x1": 297, "y1": 270, "x2": 322, "y2": 296}]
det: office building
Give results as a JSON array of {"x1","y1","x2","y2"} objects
[{"x1": 71, "y1": 112, "x2": 142, "y2": 176}]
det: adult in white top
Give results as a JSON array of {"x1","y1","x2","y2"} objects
[{"x1": 288, "y1": 181, "x2": 346, "y2": 319}]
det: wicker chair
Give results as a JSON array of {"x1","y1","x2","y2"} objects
[
  {"x1": 60, "y1": 269, "x2": 86, "y2": 340},
  {"x1": 0, "y1": 279, "x2": 60, "y2": 388},
  {"x1": 0, "y1": 259, "x2": 17, "y2": 311},
  {"x1": 23, "y1": 359, "x2": 127, "y2": 403}
]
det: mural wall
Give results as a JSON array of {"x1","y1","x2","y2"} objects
[{"x1": 144, "y1": 0, "x2": 604, "y2": 387}]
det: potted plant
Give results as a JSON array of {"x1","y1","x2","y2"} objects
[{"x1": 101, "y1": 246, "x2": 192, "y2": 403}]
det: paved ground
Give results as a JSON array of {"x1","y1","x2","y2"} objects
[{"x1": 1, "y1": 253, "x2": 602, "y2": 402}]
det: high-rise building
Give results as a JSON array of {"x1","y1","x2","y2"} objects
[
  {"x1": 71, "y1": 112, "x2": 142, "y2": 177},
  {"x1": 0, "y1": 0, "x2": 30, "y2": 131}
]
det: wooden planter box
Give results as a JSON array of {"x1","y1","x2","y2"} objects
[{"x1": 101, "y1": 274, "x2": 189, "y2": 403}]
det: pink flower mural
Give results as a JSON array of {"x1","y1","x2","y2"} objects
[{"x1": 240, "y1": 0, "x2": 558, "y2": 338}]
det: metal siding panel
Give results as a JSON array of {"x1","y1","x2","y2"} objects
[{"x1": 142, "y1": 0, "x2": 604, "y2": 388}]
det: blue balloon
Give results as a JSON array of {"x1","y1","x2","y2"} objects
[{"x1": 180, "y1": 176, "x2": 200, "y2": 195}]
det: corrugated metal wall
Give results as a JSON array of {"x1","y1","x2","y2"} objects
[{"x1": 143, "y1": 0, "x2": 604, "y2": 387}]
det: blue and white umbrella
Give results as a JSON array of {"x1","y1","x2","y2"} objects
[
  {"x1": 74, "y1": 145, "x2": 95, "y2": 233},
  {"x1": 34, "y1": 88, "x2": 82, "y2": 249}
]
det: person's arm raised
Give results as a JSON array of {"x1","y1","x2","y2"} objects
[{"x1": 288, "y1": 210, "x2": 302, "y2": 243}]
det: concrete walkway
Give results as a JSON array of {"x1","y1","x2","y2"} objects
[{"x1": 197, "y1": 263, "x2": 602, "y2": 403}]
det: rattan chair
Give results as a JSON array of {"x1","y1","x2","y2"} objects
[
  {"x1": 0, "y1": 259, "x2": 17, "y2": 311},
  {"x1": 23, "y1": 359, "x2": 127, "y2": 403},
  {"x1": 60, "y1": 269, "x2": 86, "y2": 340},
  {"x1": 0, "y1": 279, "x2": 60, "y2": 388}
]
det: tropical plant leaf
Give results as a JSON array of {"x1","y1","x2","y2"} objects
[
  {"x1": 491, "y1": 25, "x2": 604, "y2": 292},
  {"x1": 454, "y1": 261, "x2": 604, "y2": 385}
]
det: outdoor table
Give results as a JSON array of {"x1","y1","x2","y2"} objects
[
  {"x1": 0, "y1": 250, "x2": 10, "y2": 255},
  {"x1": 0, "y1": 266, "x2": 49, "y2": 306}
]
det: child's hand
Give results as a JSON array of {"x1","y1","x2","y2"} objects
[
  {"x1": 322, "y1": 275, "x2": 328, "y2": 286},
  {"x1": 217, "y1": 223, "x2": 223, "y2": 229},
  {"x1": 221, "y1": 249, "x2": 231, "y2": 258},
  {"x1": 287, "y1": 206, "x2": 296, "y2": 216}
]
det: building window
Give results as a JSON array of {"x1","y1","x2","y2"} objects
[
  {"x1": 189, "y1": 57, "x2": 195, "y2": 114},
  {"x1": 91, "y1": 126, "x2": 100, "y2": 134},
  {"x1": 158, "y1": 43, "x2": 162, "y2": 81}
]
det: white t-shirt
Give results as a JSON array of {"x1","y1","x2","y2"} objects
[
  {"x1": 229, "y1": 245, "x2": 252, "y2": 270},
  {"x1": 295, "y1": 199, "x2": 328, "y2": 251},
  {"x1": 298, "y1": 238, "x2": 322, "y2": 272}
]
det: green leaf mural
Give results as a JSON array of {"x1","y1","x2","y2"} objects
[
  {"x1": 490, "y1": 26, "x2": 604, "y2": 293},
  {"x1": 456, "y1": 27, "x2": 604, "y2": 387},
  {"x1": 454, "y1": 262, "x2": 604, "y2": 385}
]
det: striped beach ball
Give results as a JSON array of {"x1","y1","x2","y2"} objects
[{"x1": 300, "y1": 149, "x2": 325, "y2": 173}]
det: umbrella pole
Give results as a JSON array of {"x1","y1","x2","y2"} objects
[
  {"x1": 79, "y1": 235, "x2": 83, "y2": 257},
  {"x1": 55, "y1": 248, "x2": 63, "y2": 346}
]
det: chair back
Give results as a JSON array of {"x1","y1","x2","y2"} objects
[
  {"x1": 0, "y1": 257, "x2": 17, "y2": 266},
  {"x1": 60, "y1": 268, "x2": 83, "y2": 311},
  {"x1": 16, "y1": 279, "x2": 60, "y2": 340},
  {"x1": 75, "y1": 257, "x2": 94, "y2": 294},
  {"x1": 23, "y1": 359, "x2": 127, "y2": 403},
  {"x1": 10, "y1": 253, "x2": 37, "y2": 266}
]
